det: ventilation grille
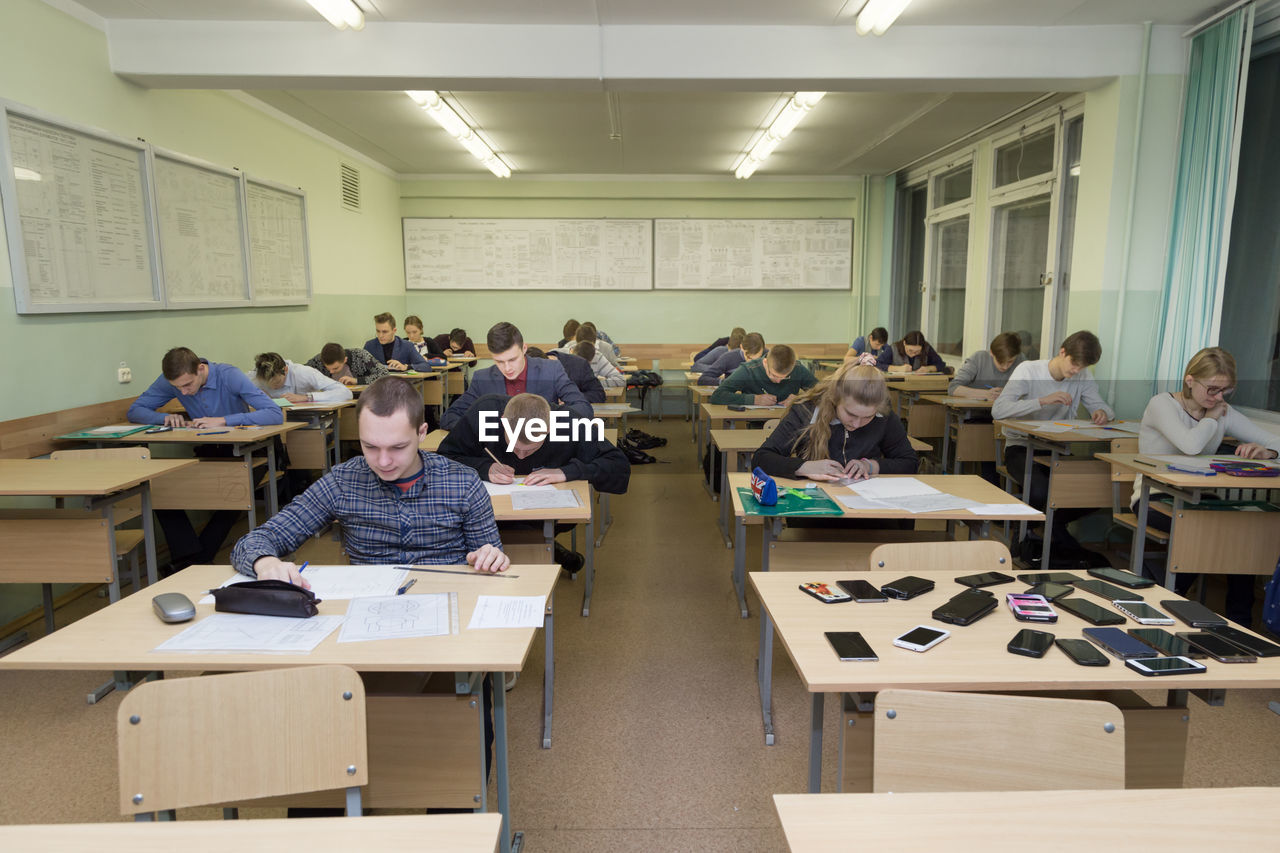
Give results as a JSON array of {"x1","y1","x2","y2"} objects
[{"x1": 340, "y1": 163, "x2": 360, "y2": 212}]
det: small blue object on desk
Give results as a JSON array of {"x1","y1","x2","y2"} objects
[
  {"x1": 397, "y1": 578, "x2": 417, "y2": 595},
  {"x1": 1166, "y1": 465, "x2": 1216, "y2": 476},
  {"x1": 197, "y1": 430, "x2": 230, "y2": 436}
]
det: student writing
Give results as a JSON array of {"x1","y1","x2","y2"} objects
[
  {"x1": 710, "y1": 344, "x2": 816, "y2": 407},
  {"x1": 878, "y1": 330, "x2": 948, "y2": 374},
  {"x1": 948, "y1": 331, "x2": 1024, "y2": 400},
  {"x1": 250, "y1": 352, "x2": 352, "y2": 403},
  {"x1": 364, "y1": 312, "x2": 429, "y2": 371}
]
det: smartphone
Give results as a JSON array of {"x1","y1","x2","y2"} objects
[
  {"x1": 1023, "y1": 582, "x2": 1074, "y2": 602},
  {"x1": 1055, "y1": 637, "x2": 1111, "y2": 666},
  {"x1": 881, "y1": 575, "x2": 935, "y2": 601},
  {"x1": 893, "y1": 625, "x2": 950, "y2": 652},
  {"x1": 1008, "y1": 628, "x2": 1056, "y2": 658},
  {"x1": 838, "y1": 579, "x2": 888, "y2": 603},
  {"x1": 727, "y1": 405, "x2": 748, "y2": 412},
  {"x1": 1160, "y1": 599, "x2": 1228, "y2": 629},
  {"x1": 1127, "y1": 628, "x2": 1205, "y2": 659},
  {"x1": 826, "y1": 631, "x2": 878, "y2": 662},
  {"x1": 1203, "y1": 625, "x2": 1280, "y2": 658},
  {"x1": 1073, "y1": 578, "x2": 1139, "y2": 602},
  {"x1": 931, "y1": 588, "x2": 998, "y2": 626},
  {"x1": 1087, "y1": 567, "x2": 1155, "y2": 589},
  {"x1": 1112, "y1": 600, "x2": 1175, "y2": 626},
  {"x1": 1016, "y1": 572, "x2": 1083, "y2": 585},
  {"x1": 799, "y1": 582, "x2": 851, "y2": 604},
  {"x1": 1055, "y1": 597, "x2": 1126, "y2": 626},
  {"x1": 145, "y1": 425, "x2": 173, "y2": 433},
  {"x1": 1125, "y1": 655, "x2": 1209, "y2": 677},
  {"x1": 953, "y1": 571, "x2": 1016, "y2": 589},
  {"x1": 1083, "y1": 627, "x2": 1161, "y2": 660},
  {"x1": 1006, "y1": 593, "x2": 1058, "y2": 623},
  {"x1": 1177, "y1": 632, "x2": 1258, "y2": 663}
]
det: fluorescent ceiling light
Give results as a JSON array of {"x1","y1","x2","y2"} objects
[
  {"x1": 305, "y1": 0, "x2": 364, "y2": 31},
  {"x1": 405, "y1": 90, "x2": 513, "y2": 178},
  {"x1": 13, "y1": 167, "x2": 41, "y2": 181},
  {"x1": 733, "y1": 92, "x2": 825, "y2": 180},
  {"x1": 855, "y1": 0, "x2": 912, "y2": 36}
]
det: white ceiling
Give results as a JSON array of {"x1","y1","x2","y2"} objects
[{"x1": 58, "y1": 0, "x2": 1229, "y2": 177}]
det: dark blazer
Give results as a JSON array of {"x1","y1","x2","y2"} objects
[
  {"x1": 363, "y1": 336, "x2": 429, "y2": 370},
  {"x1": 441, "y1": 357, "x2": 591, "y2": 430},
  {"x1": 544, "y1": 352, "x2": 606, "y2": 403}
]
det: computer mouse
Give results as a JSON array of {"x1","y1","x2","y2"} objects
[{"x1": 152, "y1": 592, "x2": 196, "y2": 623}]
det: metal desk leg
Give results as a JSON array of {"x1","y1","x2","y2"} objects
[
  {"x1": 594, "y1": 493, "x2": 613, "y2": 548},
  {"x1": 266, "y1": 440, "x2": 279, "y2": 517},
  {"x1": 808, "y1": 692, "x2": 825, "y2": 793},
  {"x1": 941, "y1": 409, "x2": 953, "y2": 474},
  {"x1": 759, "y1": 607, "x2": 775, "y2": 746},
  {"x1": 581, "y1": 514, "x2": 596, "y2": 617},
  {"x1": 1018, "y1": 437, "x2": 1034, "y2": 543},
  {"x1": 1164, "y1": 496, "x2": 1183, "y2": 590},
  {"x1": 1130, "y1": 479, "x2": 1151, "y2": 580},
  {"x1": 491, "y1": 670, "x2": 518, "y2": 853},
  {"x1": 1039, "y1": 448, "x2": 1059, "y2": 571},
  {"x1": 542, "y1": 601, "x2": 554, "y2": 749},
  {"x1": 698, "y1": 412, "x2": 716, "y2": 500},
  {"x1": 332, "y1": 411, "x2": 343, "y2": 466},
  {"x1": 733, "y1": 515, "x2": 748, "y2": 618},
  {"x1": 718, "y1": 448, "x2": 733, "y2": 548},
  {"x1": 141, "y1": 483, "x2": 158, "y2": 586}
]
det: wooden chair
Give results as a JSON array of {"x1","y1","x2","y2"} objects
[
  {"x1": 117, "y1": 665, "x2": 368, "y2": 820},
  {"x1": 1105, "y1": 437, "x2": 1170, "y2": 560},
  {"x1": 867, "y1": 539, "x2": 1012, "y2": 574},
  {"x1": 48, "y1": 446, "x2": 149, "y2": 592},
  {"x1": 873, "y1": 689, "x2": 1125, "y2": 792}
]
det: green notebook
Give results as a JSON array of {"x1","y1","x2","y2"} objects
[
  {"x1": 735, "y1": 486, "x2": 845, "y2": 517},
  {"x1": 57, "y1": 424, "x2": 153, "y2": 440},
  {"x1": 271, "y1": 397, "x2": 296, "y2": 408}
]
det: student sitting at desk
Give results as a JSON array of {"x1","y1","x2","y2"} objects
[
  {"x1": 844, "y1": 326, "x2": 889, "y2": 363},
  {"x1": 698, "y1": 332, "x2": 766, "y2": 386},
  {"x1": 528, "y1": 346, "x2": 606, "y2": 404},
  {"x1": 692, "y1": 329, "x2": 744, "y2": 373},
  {"x1": 403, "y1": 314, "x2": 445, "y2": 360},
  {"x1": 306, "y1": 343, "x2": 390, "y2": 387},
  {"x1": 364, "y1": 312, "x2": 430, "y2": 372},
  {"x1": 710, "y1": 344, "x2": 817, "y2": 407},
  {"x1": 434, "y1": 327, "x2": 476, "y2": 358},
  {"x1": 878, "y1": 330, "x2": 949, "y2": 374},
  {"x1": 576, "y1": 322, "x2": 621, "y2": 369},
  {"x1": 441, "y1": 322, "x2": 591, "y2": 430},
  {"x1": 949, "y1": 331, "x2": 1025, "y2": 400},
  {"x1": 558, "y1": 318, "x2": 580, "y2": 349},
  {"x1": 1133, "y1": 346, "x2": 1280, "y2": 625},
  {"x1": 693, "y1": 326, "x2": 745, "y2": 363},
  {"x1": 554, "y1": 340, "x2": 624, "y2": 388},
  {"x1": 753, "y1": 363, "x2": 917, "y2": 481},
  {"x1": 438, "y1": 392, "x2": 631, "y2": 574},
  {"x1": 250, "y1": 352, "x2": 353, "y2": 403}
]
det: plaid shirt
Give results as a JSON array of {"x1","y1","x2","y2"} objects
[{"x1": 231, "y1": 451, "x2": 501, "y2": 576}]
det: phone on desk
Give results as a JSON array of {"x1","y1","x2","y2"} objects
[
  {"x1": 932, "y1": 588, "x2": 998, "y2": 626},
  {"x1": 953, "y1": 571, "x2": 1016, "y2": 589},
  {"x1": 1055, "y1": 638, "x2": 1110, "y2": 666},
  {"x1": 726, "y1": 405, "x2": 748, "y2": 412},
  {"x1": 1023, "y1": 581, "x2": 1074, "y2": 602},
  {"x1": 1016, "y1": 572, "x2": 1083, "y2": 585},
  {"x1": 1087, "y1": 567, "x2": 1155, "y2": 589},
  {"x1": 1055, "y1": 596, "x2": 1126, "y2": 626},
  {"x1": 1125, "y1": 656, "x2": 1208, "y2": 676},
  {"x1": 1160, "y1": 599, "x2": 1228, "y2": 629},
  {"x1": 145, "y1": 426, "x2": 173, "y2": 433},
  {"x1": 799, "y1": 582, "x2": 851, "y2": 604},
  {"x1": 893, "y1": 625, "x2": 950, "y2": 652},
  {"x1": 1006, "y1": 593, "x2": 1058, "y2": 623},
  {"x1": 826, "y1": 631, "x2": 878, "y2": 661},
  {"x1": 1083, "y1": 627, "x2": 1160, "y2": 660},
  {"x1": 1073, "y1": 578, "x2": 1139, "y2": 602},
  {"x1": 1127, "y1": 628, "x2": 1204, "y2": 659},
  {"x1": 1203, "y1": 625, "x2": 1280, "y2": 658},
  {"x1": 1007, "y1": 628, "x2": 1055, "y2": 658},
  {"x1": 1112, "y1": 600, "x2": 1174, "y2": 625},
  {"x1": 1176, "y1": 632, "x2": 1257, "y2": 663},
  {"x1": 880, "y1": 575, "x2": 934, "y2": 600},
  {"x1": 838, "y1": 579, "x2": 888, "y2": 602}
]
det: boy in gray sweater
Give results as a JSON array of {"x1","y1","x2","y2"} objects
[{"x1": 949, "y1": 332, "x2": 1025, "y2": 400}]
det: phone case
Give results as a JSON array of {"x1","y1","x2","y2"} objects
[
  {"x1": 1007, "y1": 629, "x2": 1055, "y2": 658},
  {"x1": 1160, "y1": 599, "x2": 1228, "y2": 629},
  {"x1": 1006, "y1": 593, "x2": 1058, "y2": 623},
  {"x1": 1083, "y1": 627, "x2": 1160, "y2": 659},
  {"x1": 1073, "y1": 579, "x2": 1141, "y2": 602},
  {"x1": 880, "y1": 575, "x2": 934, "y2": 600},
  {"x1": 1203, "y1": 625, "x2": 1280, "y2": 658},
  {"x1": 837, "y1": 579, "x2": 888, "y2": 602},
  {"x1": 1055, "y1": 638, "x2": 1110, "y2": 666},
  {"x1": 1177, "y1": 632, "x2": 1258, "y2": 663},
  {"x1": 1087, "y1": 567, "x2": 1155, "y2": 589},
  {"x1": 1055, "y1": 597, "x2": 1126, "y2": 626},
  {"x1": 799, "y1": 582, "x2": 851, "y2": 604},
  {"x1": 931, "y1": 588, "x2": 998, "y2": 626},
  {"x1": 1113, "y1": 601, "x2": 1174, "y2": 625},
  {"x1": 954, "y1": 572, "x2": 1015, "y2": 589}
]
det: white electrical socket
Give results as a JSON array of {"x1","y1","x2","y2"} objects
[{"x1": 117, "y1": 362, "x2": 132, "y2": 383}]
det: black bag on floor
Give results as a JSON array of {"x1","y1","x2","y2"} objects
[
  {"x1": 618, "y1": 438, "x2": 656, "y2": 464},
  {"x1": 627, "y1": 369, "x2": 664, "y2": 407}
]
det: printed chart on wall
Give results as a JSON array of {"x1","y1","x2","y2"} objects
[
  {"x1": 654, "y1": 219, "x2": 852, "y2": 290},
  {"x1": 0, "y1": 108, "x2": 161, "y2": 313},
  {"x1": 404, "y1": 218, "x2": 652, "y2": 290},
  {"x1": 246, "y1": 178, "x2": 310, "y2": 305}
]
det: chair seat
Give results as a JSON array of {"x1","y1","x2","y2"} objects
[
  {"x1": 114, "y1": 529, "x2": 145, "y2": 557},
  {"x1": 1111, "y1": 513, "x2": 1170, "y2": 544}
]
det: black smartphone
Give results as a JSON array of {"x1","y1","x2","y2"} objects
[
  {"x1": 953, "y1": 571, "x2": 1016, "y2": 589},
  {"x1": 1055, "y1": 596, "x2": 1126, "y2": 626},
  {"x1": 1128, "y1": 628, "x2": 1206, "y2": 659},
  {"x1": 1087, "y1": 567, "x2": 1155, "y2": 589},
  {"x1": 838, "y1": 578, "x2": 888, "y2": 603},
  {"x1": 1203, "y1": 625, "x2": 1280, "y2": 658},
  {"x1": 1083, "y1": 627, "x2": 1161, "y2": 660},
  {"x1": 1160, "y1": 599, "x2": 1228, "y2": 629},
  {"x1": 881, "y1": 575, "x2": 934, "y2": 600},
  {"x1": 931, "y1": 588, "x2": 998, "y2": 626},
  {"x1": 1016, "y1": 572, "x2": 1083, "y2": 585},
  {"x1": 1073, "y1": 578, "x2": 1140, "y2": 602},
  {"x1": 1055, "y1": 637, "x2": 1111, "y2": 666},
  {"x1": 1023, "y1": 581, "x2": 1074, "y2": 601},
  {"x1": 1177, "y1": 632, "x2": 1257, "y2": 663},
  {"x1": 825, "y1": 631, "x2": 878, "y2": 662},
  {"x1": 726, "y1": 405, "x2": 748, "y2": 412},
  {"x1": 1008, "y1": 628, "x2": 1055, "y2": 658}
]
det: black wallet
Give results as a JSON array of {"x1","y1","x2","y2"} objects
[{"x1": 209, "y1": 579, "x2": 321, "y2": 618}]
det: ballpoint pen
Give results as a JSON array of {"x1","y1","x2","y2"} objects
[{"x1": 396, "y1": 578, "x2": 417, "y2": 595}]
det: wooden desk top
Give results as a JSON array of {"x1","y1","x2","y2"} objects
[
  {"x1": 883, "y1": 374, "x2": 950, "y2": 390},
  {"x1": 691, "y1": 385, "x2": 716, "y2": 398},
  {"x1": 603, "y1": 385, "x2": 625, "y2": 399},
  {"x1": 428, "y1": 362, "x2": 465, "y2": 372},
  {"x1": 593, "y1": 403, "x2": 641, "y2": 418},
  {"x1": 447, "y1": 356, "x2": 478, "y2": 364},
  {"x1": 489, "y1": 481, "x2": 593, "y2": 523},
  {"x1": 0, "y1": 564, "x2": 557, "y2": 674},
  {"x1": 709, "y1": 430, "x2": 930, "y2": 454},
  {"x1": 774, "y1": 788, "x2": 1275, "y2": 851},
  {"x1": 727, "y1": 473, "x2": 1041, "y2": 522},
  {"x1": 0, "y1": 458, "x2": 199, "y2": 496},
  {"x1": 420, "y1": 430, "x2": 617, "y2": 452},
  {"x1": 0, "y1": 813, "x2": 502, "y2": 851},
  {"x1": 351, "y1": 374, "x2": 434, "y2": 392},
  {"x1": 1098, "y1": 452, "x2": 1280, "y2": 490},
  {"x1": 701, "y1": 403, "x2": 787, "y2": 421},
  {"x1": 918, "y1": 394, "x2": 994, "y2": 409},
  {"x1": 750, "y1": 569, "x2": 1280, "y2": 693},
  {"x1": 81, "y1": 423, "x2": 304, "y2": 445},
  {"x1": 284, "y1": 400, "x2": 357, "y2": 415},
  {"x1": 994, "y1": 418, "x2": 1128, "y2": 442}
]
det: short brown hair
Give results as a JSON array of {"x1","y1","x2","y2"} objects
[
  {"x1": 1060, "y1": 330, "x2": 1102, "y2": 366},
  {"x1": 502, "y1": 393, "x2": 552, "y2": 442},
  {"x1": 563, "y1": 319, "x2": 580, "y2": 340},
  {"x1": 767, "y1": 344, "x2": 797, "y2": 374},
  {"x1": 574, "y1": 340, "x2": 596, "y2": 362},
  {"x1": 575, "y1": 324, "x2": 597, "y2": 343},
  {"x1": 730, "y1": 326, "x2": 746, "y2": 338},
  {"x1": 320, "y1": 342, "x2": 346, "y2": 365},
  {"x1": 374, "y1": 312, "x2": 395, "y2": 327},
  {"x1": 487, "y1": 322, "x2": 523, "y2": 353},
  {"x1": 355, "y1": 376, "x2": 424, "y2": 430},
  {"x1": 449, "y1": 328, "x2": 468, "y2": 348},
  {"x1": 403, "y1": 314, "x2": 423, "y2": 330},
  {"x1": 743, "y1": 333, "x2": 766, "y2": 358},
  {"x1": 989, "y1": 332, "x2": 1022, "y2": 363},
  {"x1": 254, "y1": 352, "x2": 286, "y2": 382},
  {"x1": 727, "y1": 331, "x2": 745, "y2": 349},
  {"x1": 161, "y1": 347, "x2": 201, "y2": 380},
  {"x1": 869, "y1": 327, "x2": 889, "y2": 346}
]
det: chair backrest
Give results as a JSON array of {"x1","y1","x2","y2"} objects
[
  {"x1": 867, "y1": 540, "x2": 1011, "y2": 574},
  {"x1": 50, "y1": 447, "x2": 152, "y2": 461},
  {"x1": 763, "y1": 418, "x2": 780, "y2": 431},
  {"x1": 118, "y1": 665, "x2": 368, "y2": 816},
  {"x1": 873, "y1": 689, "x2": 1125, "y2": 793}
]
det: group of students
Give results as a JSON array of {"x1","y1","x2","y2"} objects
[{"x1": 844, "y1": 327, "x2": 950, "y2": 374}]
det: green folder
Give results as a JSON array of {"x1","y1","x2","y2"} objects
[
  {"x1": 271, "y1": 397, "x2": 296, "y2": 408},
  {"x1": 735, "y1": 486, "x2": 845, "y2": 517},
  {"x1": 56, "y1": 424, "x2": 153, "y2": 440}
]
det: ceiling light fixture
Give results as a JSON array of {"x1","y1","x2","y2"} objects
[
  {"x1": 304, "y1": 0, "x2": 364, "y2": 32},
  {"x1": 405, "y1": 90, "x2": 512, "y2": 178},
  {"x1": 855, "y1": 0, "x2": 912, "y2": 36},
  {"x1": 733, "y1": 92, "x2": 825, "y2": 180}
]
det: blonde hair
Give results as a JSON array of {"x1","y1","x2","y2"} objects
[
  {"x1": 788, "y1": 363, "x2": 888, "y2": 461},
  {"x1": 1182, "y1": 347, "x2": 1236, "y2": 393},
  {"x1": 502, "y1": 393, "x2": 552, "y2": 442}
]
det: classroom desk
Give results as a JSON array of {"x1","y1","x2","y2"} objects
[
  {"x1": 491, "y1": 481, "x2": 598, "y2": 618},
  {"x1": 773, "y1": 788, "x2": 1276, "y2": 851},
  {"x1": 0, "y1": 563, "x2": 556, "y2": 853},
  {"x1": 698, "y1": 403, "x2": 788, "y2": 500},
  {"x1": 1098, "y1": 453, "x2": 1280, "y2": 587},
  {"x1": 917, "y1": 395, "x2": 994, "y2": 474},
  {"x1": 0, "y1": 813, "x2": 503, "y2": 852},
  {"x1": 883, "y1": 373, "x2": 950, "y2": 417},
  {"x1": 283, "y1": 399, "x2": 355, "y2": 471},
  {"x1": 63, "y1": 423, "x2": 304, "y2": 529},
  {"x1": 750, "y1": 568, "x2": 1280, "y2": 792},
  {"x1": 427, "y1": 362, "x2": 467, "y2": 405},
  {"x1": 603, "y1": 384, "x2": 626, "y2": 400},
  {"x1": 689, "y1": 383, "x2": 714, "y2": 444},
  {"x1": 592, "y1": 402, "x2": 642, "y2": 437}
]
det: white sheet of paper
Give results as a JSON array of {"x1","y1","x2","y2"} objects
[
  {"x1": 871, "y1": 494, "x2": 983, "y2": 514},
  {"x1": 1069, "y1": 428, "x2": 1120, "y2": 440},
  {"x1": 741, "y1": 404, "x2": 781, "y2": 410},
  {"x1": 592, "y1": 404, "x2": 638, "y2": 415},
  {"x1": 199, "y1": 566, "x2": 408, "y2": 604},
  {"x1": 1147, "y1": 454, "x2": 1216, "y2": 471},
  {"x1": 1109, "y1": 421, "x2": 1142, "y2": 434},
  {"x1": 467, "y1": 595, "x2": 547, "y2": 629},
  {"x1": 965, "y1": 503, "x2": 1043, "y2": 516},
  {"x1": 849, "y1": 478, "x2": 941, "y2": 499},
  {"x1": 511, "y1": 489, "x2": 581, "y2": 510},
  {"x1": 86, "y1": 424, "x2": 139, "y2": 434},
  {"x1": 483, "y1": 478, "x2": 556, "y2": 496},
  {"x1": 337, "y1": 592, "x2": 457, "y2": 643},
  {"x1": 837, "y1": 494, "x2": 895, "y2": 510},
  {"x1": 1026, "y1": 421, "x2": 1075, "y2": 433},
  {"x1": 153, "y1": 614, "x2": 343, "y2": 654}
]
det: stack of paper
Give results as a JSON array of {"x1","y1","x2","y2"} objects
[
  {"x1": 483, "y1": 478, "x2": 556, "y2": 496},
  {"x1": 337, "y1": 592, "x2": 457, "y2": 643},
  {"x1": 154, "y1": 614, "x2": 343, "y2": 653},
  {"x1": 511, "y1": 489, "x2": 580, "y2": 510},
  {"x1": 467, "y1": 595, "x2": 548, "y2": 629},
  {"x1": 840, "y1": 478, "x2": 980, "y2": 513}
]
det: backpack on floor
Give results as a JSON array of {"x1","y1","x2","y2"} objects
[{"x1": 1264, "y1": 555, "x2": 1280, "y2": 635}]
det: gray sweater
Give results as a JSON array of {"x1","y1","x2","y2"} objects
[{"x1": 949, "y1": 350, "x2": 1024, "y2": 395}]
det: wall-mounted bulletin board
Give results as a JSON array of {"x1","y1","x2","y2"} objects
[
  {"x1": 246, "y1": 177, "x2": 311, "y2": 306},
  {"x1": 654, "y1": 218, "x2": 853, "y2": 290}
]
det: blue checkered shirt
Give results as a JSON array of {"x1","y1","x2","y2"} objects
[{"x1": 231, "y1": 451, "x2": 501, "y2": 576}]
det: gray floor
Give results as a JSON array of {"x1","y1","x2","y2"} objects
[{"x1": 1, "y1": 416, "x2": 1278, "y2": 849}]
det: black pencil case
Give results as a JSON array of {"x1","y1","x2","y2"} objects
[{"x1": 209, "y1": 579, "x2": 321, "y2": 618}]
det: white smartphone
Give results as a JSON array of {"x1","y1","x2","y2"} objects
[
  {"x1": 1113, "y1": 600, "x2": 1175, "y2": 626},
  {"x1": 1124, "y1": 655, "x2": 1208, "y2": 677},
  {"x1": 893, "y1": 625, "x2": 951, "y2": 653}
]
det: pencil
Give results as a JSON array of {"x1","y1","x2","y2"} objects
[
  {"x1": 400, "y1": 566, "x2": 519, "y2": 578},
  {"x1": 484, "y1": 447, "x2": 502, "y2": 465}
]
